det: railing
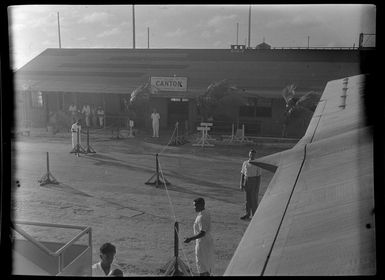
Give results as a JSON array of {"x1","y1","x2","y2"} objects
[
  {"x1": 194, "y1": 120, "x2": 261, "y2": 136},
  {"x1": 12, "y1": 221, "x2": 92, "y2": 275}
]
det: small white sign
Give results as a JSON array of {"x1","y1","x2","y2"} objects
[{"x1": 151, "y1": 77, "x2": 187, "y2": 92}]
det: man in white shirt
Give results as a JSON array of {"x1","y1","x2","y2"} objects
[
  {"x1": 68, "y1": 103, "x2": 77, "y2": 122},
  {"x1": 240, "y1": 149, "x2": 261, "y2": 220},
  {"x1": 184, "y1": 197, "x2": 215, "y2": 276},
  {"x1": 151, "y1": 108, "x2": 160, "y2": 138},
  {"x1": 108, "y1": 268, "x2": 124, "y2": 276},
  {"x1": 96, "y1": 106, "x2": 105, "y2": 128},
  {"x1": 82, "y1": 104, "x2": 91, "y2": 127},
  {"x1": 71, "y1": 119, "x2": 81, "y2": 149},
  {"x1": 92, "y1": 243, "x2": 121, "y2": 276}
]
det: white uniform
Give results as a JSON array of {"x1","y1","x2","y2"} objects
[
  {"x1": 151, "y1": 112, "x2": 160, "y2": 137},
  {"x1": 194, "y1": 209, "x2": 215, "y2": 274},
  {"x1": 82, "y1": 105, "x2": 91, "y2": 127},
  {"x1": 69, "y1": 104, "x2": 77, "y2": 122},
  {"x1": 96, "y1": 108, "x2": 105, "y2": 127},
  {"x1": 91, "y1": 261, "x2": 121, "y2": 276},
  {"x1": 71, "y1": 123, "x2": 81, "y2": 148},
  {"x1": 69, "y1": 104, "x2": 77, "y2": 115}
]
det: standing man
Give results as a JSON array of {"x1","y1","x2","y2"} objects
[
  {"x1": 151, "y1": 108, "x2": 160, "y2": 138},
  {"x1": 91, "y1": 104, "x2": 97, "y2": 128},
  {"x1": 96, "y1": 106, "x2": 105, "y2": 128},
  {"x1": 240, "y1": 148, "x2": 261, "y2": 220},
  {"x1": 184, "y1": 197, "x2": 215, "y2": 276},
  {"x1": 82, "y1": 104, "x2": 91, "y2": 127},
  {"x1": 71, "y1": 119, "x2": 81, "y2": 149},
  {"x1": 68, "y1": 103, "x2": 77, "y2": 123},
  {"x1": 92, "y1": 243, "x2": 121, "y2": 276}
]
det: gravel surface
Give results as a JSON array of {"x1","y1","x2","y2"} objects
[{"x1": 11, "y1": 129, "x2": 294, "y2": 276}]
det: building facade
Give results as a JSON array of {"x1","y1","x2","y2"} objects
[{"x1": 14, "y1": 48, "x2": 372, "y2": 138}]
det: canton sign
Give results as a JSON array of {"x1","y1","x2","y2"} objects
[{"x1": 150, "y1": 77, "x2": 187, "y2": 92}]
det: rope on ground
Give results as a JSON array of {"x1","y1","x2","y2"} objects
[{"x1": 158, "y1": 159, "x2": 194, "y2": 276}]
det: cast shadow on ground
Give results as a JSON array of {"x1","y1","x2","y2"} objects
[
  {"x1": 155, "y1": 183, "x2": 240, "y2": 205},
  {"x1": 81, "y1": 154, "x2": 235, "y2": 192},
  {"x1": 39, "y1": 182, "x2": 93, "y2": 197}
]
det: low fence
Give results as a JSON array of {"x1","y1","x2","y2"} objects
[{"x1": 193, "y1": 120, "x2": 261, "y2": 136}]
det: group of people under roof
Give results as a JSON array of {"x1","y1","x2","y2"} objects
[
  {"x1": 91, "y1": 148, "x2": 261, "y2": 276},
  {"x1": 68, "y1": 103, "x2": 105, "y2": 129}
]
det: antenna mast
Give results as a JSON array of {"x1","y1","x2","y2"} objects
[
  {"x1": 57, "y1": 12, "x2": 62, "y2": 48},
  {"x1": 132, "y1": 5, "x2": 136, "y2": 49},
  {"x1": 248, "y1": 5, "x2": 251, "y2": 48}
]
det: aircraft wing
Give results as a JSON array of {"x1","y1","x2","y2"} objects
[{"x1": 224, "y1": 74, "x2": 376, "y2": 275}]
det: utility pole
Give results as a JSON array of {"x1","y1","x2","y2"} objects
[
  {"x1": 147, "y1": 27, "x2": 150, "y2": 49},
  {"x1": 132, "y1": 5, "x2": 136, "y2": 49},
  {"x1": 307, "y1": 36, "x2": 310, "y2": 49},
  {"x1": 57, "y1": 12, "x2": 61, "y2": 48},
  {"x1": 236, "y1": 22, "x2": 239, "y2": 45},
  {"x1": 248, "y1": 5, "x2": 251, "y2": 48}
]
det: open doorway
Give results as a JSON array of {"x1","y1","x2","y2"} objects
[{"x1": 167, "y1": 98, "x2": 189, "y2": 128}]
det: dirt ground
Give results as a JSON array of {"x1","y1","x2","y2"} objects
[{"x1": 11, "y1": 128, "x2": 294, "y2": 276}]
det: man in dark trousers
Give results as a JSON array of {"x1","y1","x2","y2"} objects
[{"x1": 240, "y1": 149, "x2": 261, "y2": 220}]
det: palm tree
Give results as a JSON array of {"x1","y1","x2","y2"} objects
[
  {"x1": 128, "y1": 78, "x2": 159, "y2": 127},
  {"x1": 129, "y1": 78, "x2": 159, "y2": 106},
  {"x1": 196, "y1": 79, "x2": 247, "y2": 124},
  {"x1": 281, "y1": 84, "x2": 321, "y2": 137}
]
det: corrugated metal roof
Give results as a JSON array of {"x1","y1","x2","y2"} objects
[{"x1": 14, "y1": 48, "x2": 364, "y2": 97}]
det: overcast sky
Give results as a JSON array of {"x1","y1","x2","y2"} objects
[{"x1": 8, "y1": 4, "x2": 376, "y2": 70}]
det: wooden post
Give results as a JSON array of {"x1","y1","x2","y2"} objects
[
  {"x1": 76, "y1": 128, "x2": 80, "y2": 156},
  {"x1": 145, "y1": 153, "x2": 170, "y2": 187},
  {"x1": 46, "y1": 152, "x2": 50, "y2": 173},
  {"x1": 174, "y1": 221, "x2": 179, "y2": 273},
  {"x1": 85, "y1": 127, "x2": 96, "y2": 153},
  {"x1": 159, "y1": 220, "x2": 190, "y2": 275},
  {"x1": 174, "y1": 222, "x2": 179, "y2": 257},
  {"x1": 103, "y1": 94, "x2": 106, "y2": 128},
  {"x1": 156, "y1": 153, "x2": 159, "y2": 188},
  {"x1": 38, "y1": 152, "x2": 59, "y2": 185},
  {"x1": 87, "y1": 127, "x2": 90, "y2": 146}
]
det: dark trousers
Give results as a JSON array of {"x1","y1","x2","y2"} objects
[{"x1": 244, "y1": 176, "x2": 260, "y2": 216}]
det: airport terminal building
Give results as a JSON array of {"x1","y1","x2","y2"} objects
[{"x1": 13, "y1": 47, "x2": 371, "y2": 137}]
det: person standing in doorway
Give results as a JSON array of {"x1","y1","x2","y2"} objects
[
  {"x1": 184, "y1": 197, "x2": 215, "y2": 276},
  {"x1": 68, "y1": 103, "x2": 77, "y2": 123},
  {"x1": 82, "y1": 104, "x2": 91, "y2": 127},
  {"x1": 91, "y1": 104, "x2": 97, "y2": 128},
  {"x1": 240, "y1": 149, "x2": 261, "y2": 220},
  {"x1": 97, "y1": 106, "x2": 105, "y2": 128},
  {"x1": 71, "y1": 119, "x2": 81, "y2": 149},
  {"x1": 151, "y1": 108, "x2": 160, "y2": 138}
]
